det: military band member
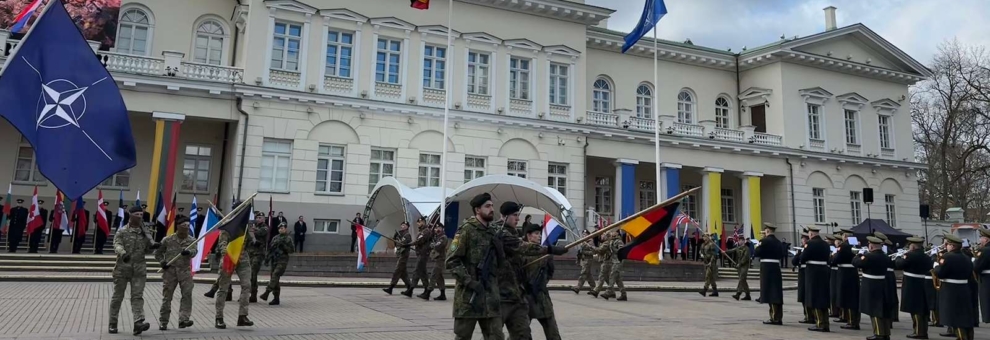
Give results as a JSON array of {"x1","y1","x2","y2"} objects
[
  {"x1": 874, "y1": 232, "x2": 900, "y2": 324},
  {"x1": 383, "y1": 222, "x2": 412, "y2": 295},
  {"x1": 155, "y1": 215, "x2": 196, "y2": 330},
  {"x1": 571, "y1": 230, "x2": 596, "y2": 294},
  {"x1": 895, "y1": 236, "x2": 932, "y2": 339},
  {"x1": 699, "y1": 234, "x2": 719, "y2": 297},
  {"x1": 755, "y1": 223, "x2": 784, "y2": 325},
  {"x1": 854, "y1": 236, "x2": 892, "y2": 340},
  {"x1": 827, "y1": 234, "x2": 841, "y2": 320},
  {"x1": 108, "y1": 206, "x2": 156, "y2": 335},
  {"x1": 408, "y1": 217, "x2": 434, "y2": 299},
  {"x1": 426, "y1": 223, "x2": 448, "y2": 300},
  {"x1": 934, "y1": 234, "x2": 976, "y2": 340},
  {"x1": 446, "y1": 193, "x2": 504, "y2": 340},
  {"x1": 247, "y1": 213, "x2": 269, "y2": 303},
  {"x1": 800, "y1": 226, "x2": 830, "y2": 332},
  {"x1": 929, "y1": 243, "x2": 943, "y2": 328},
  {"x1": 724, "y1": 234, "x2": 752, "y2": 301},
  {"x1": 975, "y1": 228, "x2": 990, "y2": 325},
  {"x1": 260, "y1": 223, "x2": 294, "y2": 305},
  {"x1": 835, "y1": 229, "x2": 861, "y2": 329},
  {"x1": 962, "y1": 241, "x2": 980, "y2": 328},
  {"x1": 794, "y1": 233, "x2": 810, "y2": 323},
  {"x1": 522, "y1": 223, "x2": 561, "y2": 340}
]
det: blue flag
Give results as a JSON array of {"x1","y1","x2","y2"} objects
[
  {"x1": 0, "y1": 1, "x2": 136, "y2": 199},
  {"x1": 622, "y1": 0, "x2": 668, "y2": 53},
  {"x1": 189, "y1": 196, "x2": 198, "y2": 236}
]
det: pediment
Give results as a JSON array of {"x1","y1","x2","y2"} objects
[
  {"x1": 784, "y1": 24, "x2": 931, "y2": 77},
  {"x1": 370, "y1": 17, "x2": 416, "y2": 32},
  {"x1": 417, "y1": 25, "x2": 460, "y2": 38},
  {"x1": 739, "y1": 87, "x2": 772, "y2": 100},
  {"x1": 265, "y1": 0, "x2": 317, "y2": 14},
  {"x1": 319, "y1": 8, "x2": 368, "y2": 23},
  {"x1": 462, "y1": 32, "x2": 502, "y2": 45},
  {"x1": 836, "y1": 92, "x2": 869, "y2": 110},
  {"x1": 798, "y1": 87, "x2": 833, "y2": 99},
  {"x1": 871, "y1": 98, "x2": 901, "y2": 115},
  {"x1": 504, "y1": 39, "x2": 543, "y2": 52},
  {"x1": 544, "y1": 45, "x2": 580, "y2": 58}
]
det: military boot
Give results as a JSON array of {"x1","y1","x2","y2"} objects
[
  {"x1": 417, "y1": 289, "x2": 431, "y2": 300},
  {"x1": 159, "y1": 322, "x2": 168, "y2": 331},
  {"x1": 269, "y1": 289, "x2": 280, "y2": 305},
  {"x1": 602, "y1": 291, "x2": 615, "y2": 300},
  {"x1": 237, "y1": 315, "x2": 254, "y2": 327},
  {"x1": 616, "y1": 293, "x2": 627, "y2": 301},
  {"x1": 741, "y1": 294, "x2": 752, "y2": 301},
  {"x1": 400, "y1": 288, "x2": 414, "y2": 297},
  {"x1": 434, "y1": 290, "x2": 446, "y2": 301},
  {"x1": 204, "y1": 285, "x2": 218, "y2": 298},
  {"x1": 178, "y1": 320, "x2": 193, "y2": 329},
  {"x1": 589, "y1": 290, "x2": 599, "y2": 298},
  {"x1": 710, "y1": 284, "x2": 719, "y2": 297},
  {"x1": 249, "y1": 290, "x2": 258, "y2": 303},
  {"x1": 698, "y1": 288, "x2": 707, "y2": 297},
  {"x1": 571, "y1": 287, "x2": 580, "y2": 294},
  {"x1": 260, "y1": 288, "x2": 271, "y2": 301},
  {"x1": 215, "y1": 318, "x2": 226, "y2": 329},
  {"x1": 382, "y1": 286, "x2": 394, "y2": 295},
  {"x1": 133, "y1": 319, "x2": 150, "y2": 336},
  {"x1": 226, "y1": 289, "x2": 233, "y2": 301},
  {"x1": 108, "y1": 322, "x2": 118, "y2": 334}
]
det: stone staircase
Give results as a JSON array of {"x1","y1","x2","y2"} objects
[
  {"x1": 0, "y1": 253, "x2": 166, "y2": 272},
  {"x1": 0, "y1": 227, "x2": 132, "y2": 254},
  {"x1": 718, "y1": 266, "x2": 800, "y2": 281}
]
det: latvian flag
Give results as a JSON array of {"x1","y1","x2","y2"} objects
[
  {"x1": 356, "y1": 224, "x2": 382, "y2": 272},
  {"x1": 617, "y1": 202, "x2": 681, "y2": 265}
]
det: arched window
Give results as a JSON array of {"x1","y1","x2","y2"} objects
[
  {"x1": 715, "y1": 96, "x2": 731, "y2": 128},
  {"x1": 636, "y1": 83, "x2": 653, "y2": 118},
  {"x1": 194, "y1": 20, "x2": 225, "y2": 65},
  {"x1": 592, "y1": 78, "x2": 612, "y2": 113},
  {"x1": 117, "y1": 8, "x2": 153, "y2": 56},
  {"x1": 677, "y1": 90, "x2": 695, "y2": 123}
]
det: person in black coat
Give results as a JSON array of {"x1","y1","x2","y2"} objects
[
  {"x1": 854, "y1": 236, "x2": 893, "y2": 340},
  {"x1": 27, "y1": 200, "x2": 48, "y2": 253},
  {"x1": 350, "y1": 212, "x2": 364, "y2": 253},
  {"x1": 975, "y1": 229, "x2": 990, "y2": 326},
  {"x1": 293, "y1": 215, "x2": 307, "y2": 252},
  {"x1": 48, "y1": 205, "x2": 63, "y2": 253},
  {"x1": 800, "y1": 226, "x2": 831, "y2": 332},
  {"x1": 895, "y1": 236, "x2": 933, "y2": 339},
  {"x1": 934, "y1": 234, "x2": 976, "y2": 340},
  {"x1": 70, "y1": 208, "x2": 90, "y2": 254},
  {"x1": 141, "y1": 204, "x2": 151, "y2": 223},
  {"x1": 7, "y1": 199, "x2": 28, "y2": 252},
  {"x1": 827, "y1": 234, "x2": 841, "y2": 320},
  {"x1": 689, "y1": 232, "x2": 700, "y2": 261},
  {"x1": 835, "y1": 229, "x2": 861, "y2": 329},
  {"x1": 874, "y1": 232, "x2": 900, "y2": 324},
  {"x1": 793, "y1": 233, "x2": 810, "y2": 324},
  {"x1": 275, "y1": 212, "x2": 288, "y2": 231},
  {"x1": 755, "y1": 223, "x2": 784, "y2": 325}
]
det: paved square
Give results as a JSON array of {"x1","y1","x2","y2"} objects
[{"x1": 0, "y1": 281, "x2": 986, "y2": 339}]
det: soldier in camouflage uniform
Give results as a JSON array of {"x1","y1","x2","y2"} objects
[
  {"x1": 427, "y1": 223, "x2": 448, "y2": 300},
  {"x1": 604, "y1": 231, "x2": 627, "y2": 301},
  {"x1": 383, "y1": 222, "x2": 412, "y2": 295},
  {"x1": 724, "y1": 236, "x2": 752, "y2": 300},
  {"x1": 247, "y1": 213, "x2": 269, "y2": 303},
  {"x1": 215, "y1": 217, "x2": 254, "y2": 329},
  {"x1": 260, "y1": 223, "x2": 294, "y2": 305},
  {"x1": 522, "y1": 224, "x2": 561, "y2": 340},
  {"x1": 447, "y1": 193, "x2": 504, "y2": 339},
  {"x1": 155, "y1": 215, "x2": 197, "y2": 330},
  {"x1": 699, "y1": 234, "x2": 720, "y2": 297},
  {"x1": 108, "y1": 206, "x2": 157, "y2": 335},
  {"x1": 589, "y1": 231, "x2": 614, "y2": 298},
  {"x1": 409, "y1": 217, "x2": 434, "y2": 299},
  {"x1": 571, "y1": 230, "x2": 596, "y2": 294}
]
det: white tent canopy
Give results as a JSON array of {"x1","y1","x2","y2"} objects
[
  {"x1": 363, "y1": 177, "x2": 453, "y2": 250},
  {"x1": 429, "y1": 175, "x2": 577, "y2": 230}
]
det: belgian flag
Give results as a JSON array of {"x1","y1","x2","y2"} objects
[
  {"x1": 218, "y1": 201, "x2": 254, "y2": 273},
  {"x1": 410, "y1": 0, "x2": 429, "y2": 10},
  {"x1": 617, "y1": 202, "x2": 681, "y2": 265}
]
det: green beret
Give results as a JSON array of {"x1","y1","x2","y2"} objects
[
  {"x1": 524, "y1": 223, "x2": 542, "y2": 235},
  {"x1": 470, "y1": 193, "x2": 492, "y2": 209}
]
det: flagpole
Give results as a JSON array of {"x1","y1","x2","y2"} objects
[
  {"x1": 653, "y1": 21, "x2": 663, "y2": 256},
  {"x1": 437, "y1": 0, "x2": 453, "y2": 227},
  {"x1": 159, "y1": 192, "x2": 258, "y2": 271}
]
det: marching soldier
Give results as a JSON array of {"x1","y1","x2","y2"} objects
[
  {"x1": 895, "y1": 236, "x2": 933, "y2": 339},
  {"x1": 108, "y1": 206, "x2": 157, "y2": 335},
  {"x1": 854, "y1": 236, "x2": 893, "y2": 340},
  {"x1": 260, "y1": 223, "x2": 294, "y2": 305},
  {"x1": 835, "y1": 229, "x2": 860, "y2": 329},
  {"x1": 247, "y1": 213, "x2": 269, "y2": 303},
  {"x1": 826, "y1": 234, "x2": 841, "y2": 320},
  {"x1": 874, "y1": 232, "x2": 899, "y2": 324},
  {"x1": 155, "y1": 215, "x2": 196, "y2": 330},
  {"x1": 590, "y1": 231, "x2": 614, "y2": 298},
  {"x1": 598, "y1": 231, "x2": 627, "y2": 301},
  {"x1": 446, "y1": 193, "x2": 504, "y2": 340},
  {"x1": 699, "y1": 234, "x2": 719, "y2": 297},
  {"x1": 214, "y1": 215, "x2": 254, "y2": 329},
  {"x1": 522, "y1": 223, "x2": 561, "y2": 340},
  {"x1": 383, "y1": 222, "x2": 412, "y2": 295},
  {"x1": 755, "y1": 223, "x2": 784, "y2": 325},
  {"x1": 934, "y1": 234, "x2": 976, "y2": 340},
  {"x1": 975, "y1": 228, "x2": 990, "y2": 325},
  {"x1": 409, "y1": 218, "x2": 434, "y2": 299},
  {"x1": 425, "y1": 223, "x2": 448, "y2": 300},
  {"x1": 794, "y1": 232, "x2": 810, "y2": 323},
  {"x1": 800, "y1": 226, "x2": 830, "y2": 332},
  {"x1": 204, "y1": 278, "x2": 234, "y2": 301},
  {"x1": 725, "y1": 233, "x2": 752, "y2": 300},
  {"x1": 571, "y1": 230, "x2": 596, "y2": 294}
]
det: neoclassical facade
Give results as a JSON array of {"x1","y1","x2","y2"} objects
[{"x1": 0, "y1": 0, "x2": 929, "y2": 251}]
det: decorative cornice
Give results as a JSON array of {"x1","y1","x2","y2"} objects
[
  {"x1": 457, "y1": 0, "x2": 614, "y2": 26},
  {"x1": 264, "y1": 0, "x2": 317, "y2": 14},
  {"x1": 318, "y1": 8, "x2": 368, "y2": 24},
  {"x1": 586, "y1": 29, "x2": 736, "y2": 71}
]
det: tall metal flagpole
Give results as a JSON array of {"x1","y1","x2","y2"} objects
[
  {"x1": 438, "y1": 0, "x2": 453, "y2": 226},
  {"x1": 653, "y1": 17, "x2": 666, "y2": 246}
]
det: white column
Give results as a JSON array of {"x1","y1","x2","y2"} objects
[
  {"x1": 262, "y1": 8, "x2": 277, "y2": 86},
  {"x1": 418, "y1": 33, "x2": 427, "y2": 104},
  {"x1": 317, "y1": 16, "x2": 330, "y2": 94},
  {"x1": 298, "y1": 13, "x2": 312, "y2": 92},
  {"x1": 370, "y1": 26, "x2": 380, "y2": 100},
  {"x1": 504, "y1": 48, "x2": 512, "y2": 114},
  {"x1": 462, "y1": 42, "x2": 470, "y2": 110},
  {"x1": 490, "y1": 43, "x2": 498, "y2": 114},
  {"x1": 568, "y1": 57, "x2": 576, "y2": 119},
  {"x1": 529, "y1": 53, "x2": 537, "y2": 115},
  {"x1": 352, "y1": 22, "x2": 363, "y2": 97},
  {"x1": 400, "y1": 30, "x2": 411, "y2": 102},
  {"x1": 544, "y1": 52, "x2": 552, "y2": 116}
]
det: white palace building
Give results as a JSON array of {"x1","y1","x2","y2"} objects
[{"x1": 0, "y1": 0, "x2": 931, "y2": 251}]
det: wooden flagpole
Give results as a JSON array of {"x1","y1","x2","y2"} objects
[{"x1": 158, "y1": 192, "x2": 257, "y2": 271}]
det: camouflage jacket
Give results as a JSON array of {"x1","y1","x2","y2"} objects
[
  {"x1": 394, "y1": 230, "x2": 412, "y2": 259},
  {"x1": 523, "y1": 251, "x2": 555, "y2": 319},
  {"x1": 446, "y1": 216, "x2": 501, "y2": 319},
  {"x1": 595, "y1": 238, "x2": 622, "y2": 264},
  {"x1": 724, "y1": 243, "x2": 751, "y2": 268},
  {"x1": 154, "y1": 233, "x2": 198, "y2": 274},
  {"x1": 413, "y1": 227, "x2": 434, "y2": 257},
  {"x1": 577, "y1": 242, "x2": 595, "y2": 266},
  {"x1": 268, "y1": 234, "x2": 295, "y2": 264},
  {"x1": 112, "y1": 222, "x2": 154, "y2": 272},
  {"x1": 701, "y1": 241, "x2": 717, "y2": 267},
  {"x1": 246, "y1": 222, "x2": 269, "y2": 258},
  {"x1": 493, "y1": 219, "x2": 546, "y2": 303},
  {"x1": 430, "y1": 231, "x2": 448, "y2": 260}
]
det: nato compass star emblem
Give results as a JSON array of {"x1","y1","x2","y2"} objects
[{"x1": 23, "y1": 56, "x2": 113, "y2": 160}]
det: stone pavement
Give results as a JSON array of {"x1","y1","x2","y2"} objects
[{"x1": 1, "y1": 281, "x2": 987, "y2": 340}]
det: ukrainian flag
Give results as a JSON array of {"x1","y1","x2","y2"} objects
[
  {"x1": 617, "y1": 202, "x2": 681, "y2": 265},
  {"x1": 217, "y1": 201, "x2": 254, "y2": 273}
]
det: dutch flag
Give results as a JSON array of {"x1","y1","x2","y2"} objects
[{"x1": 541, "y1": 215, "x2": 566, "y2": 246}]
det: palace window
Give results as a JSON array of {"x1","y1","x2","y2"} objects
[
  {"x1": 182, "y1": 145, "x2": 212, "y2": 192},
  {"x1": 813, "y1": 188, "x2": 826, "y2": 223},
  {"x1": 375, "y1": 38, "x2": 402, "y2": 84},
  {"x1": 509, "y1": 58, "x2": 530, "y2": 100},
  {"x1": 547, "y1": 163, "x2": 567, "y2": 196},
  {"x1": 677, "y1": 90, "x2": 695, "y2": 123},
  {"x1": 507, "y1": 160, "x2": 527, "y2": 178},
  {"x1": 549, "y1": 63, "x2": 568, "y2": 105},
  {"x1": 316, "y1": 145, "x2": 345, "y2": 193},
  {"x1": 464, "y1": 156, "x2": 486, "y2": 182},
  {"x1": 422, "y1": 45, "x2": 446, "y2": 89},
  {"x1": 368, "y1": 148, "x2": 395, "y2": 193},
  {"x1": 326, "y1": 30, "x2": 354, "y2": 78},
  {"x1": 260, "y1": 139, "x2": 292, "y2": 192},
  {"x1": 636, "y1": 84, "x2": 653, "y2": 118},
  {"x1": 194, "y1": 20, "x2": 225, "y2": 65},
  {"x1": 592, "y1": 78, "x2": 612, "y2": 113},
  {"x1": 418, "y1": 153, "x2": 441, "y2": 187},
  {"x1": 271, "y1": 22, "x2": 302, "y2": 71},
  {"x1": 467, "y1": 51, "x2": 490, "y2": 95}
]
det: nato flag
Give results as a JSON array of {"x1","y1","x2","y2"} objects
[
  {"x1": 622, "y1": 0, "x2": 668, "y2": 53},
  {"x1": 0, "y1": 1, "x2": 136, "y2": 200}
]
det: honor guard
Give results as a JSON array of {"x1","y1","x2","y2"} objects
[
  {"x1": 260, "y1": 223, "x2": 294, "y2": 305},
  {"x1": 854, "y1": 236, "x2": 893, "y2": 340},
  {"x1": 755, "y1": 223, "x2": 784, "y2": 325},
  {"x1": 934, "y1": 234, "x2": 976, "y2": 340},
  {"x1": 724, "y1": 232, "x2": 752, "y2": 301},
  {"x1": 408, "y1": 217, "x2": 434, "y2": 298},
  {"x1": 571, "y1": 230, "x2": 597, "y2": 294},
  {"x1": 835, "y1": 229, "x2": 861, "y2": 329},
  {"x1": 108, "y1": 206, "x2": 157, "y2": 335},
  {"x1": 800, "y1": 226, "x2": 831, "y2": 332},
  {"x1": 895, "y1": 236, "x2": 933, "y2": 339},
  {"x1": 874, "y1": 232, "x2": 900, "y2": 324},
  {"x1": 699, "y1": 233, "x2": 719, "y2": 297},
  {"x1": 425, "y1": 223, "x2": 448, "y2": 300},
  {"x1": 974, "y1": 228, "x2": 990, "y2": 325},
  {"x1": 383, "y1": 222, "x2": 412, "y2": 295},
  {"x1": 522, "y1": 223, "x2": 561, "y2": 340},
  {"x1": 155, "y1": 215, "x2": 197, "y2": 330},
  {"x1": 446, "y1": 193, "x2": 504, "y2": 340},
  {"x1": 794, "y1": 232, "x2": 810, "y2": 323}
]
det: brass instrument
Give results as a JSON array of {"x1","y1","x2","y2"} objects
[{"x1": 931, "y1": 245, "x2": 947, "y2": 290}]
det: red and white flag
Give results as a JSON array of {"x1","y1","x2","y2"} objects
[
  {"x1": 25, "y1": 186, "x2": 43, "y2": 235},
  {"x1": 51, "y1": 191, "x2": 68, "y2": 232},
  {"x1": 96, "y1": 190, "x2": 110, "y2": 236}
]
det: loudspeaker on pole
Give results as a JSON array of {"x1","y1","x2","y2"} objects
[
  {"x1": 920, "y1": 204, "x2": 930, "y2": 219},
  {"x1": 862, "y1": 188, "x2": 874, "y2": 204}
]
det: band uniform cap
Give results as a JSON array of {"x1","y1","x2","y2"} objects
[
  {"x1": 839, "y1": 228, "x2": 854, "y2": 234},
  {"x1": 16, "y1": 199, "x2": 23, "y2": 203},
  {"x1": 806, "y1": 226, "x2": 821, "y2": 232},
  {"x1": 943, "y1": 234, "x2": 963, "y2": 245},
  {"x1": 866, "y1": 236, "x2": 883, "y2": 245},
  {"x1": 978, "y1": 228, "x2": 990, "y2": 238},
  {"x1": 884, "y1": 239, "x2": 893, "y2": 246},
  {"x1": 873, "y1": 231, "x2": 888, "y2": 241},
  {"x1": 763, "y1": 223, "x2": 777, "y2": 230},
  {"x1": 906, "y1": 237, "x2": 924, "y2": 244},
  {"x1": 470, "y1": 193, "x2": 492, "y2": 209},
  {"x1": 823, "y1": 234, "x2": 835, "y2": 241},
  {"x1": 801, "y1": 227, "x2": 809, "y2": 233}
]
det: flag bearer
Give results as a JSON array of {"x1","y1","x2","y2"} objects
[
  {"x1": 854, "y1": 236, "x2": 893, "y2": 340},
  {"x1": 725, "y1": 233, "x2": 752, "y2": 301},
  {"x1": 571, "y1": 230, "x2": 597, "y2": 294},
  {"x1": 109, "y1": 206, "x2": 157, "y2": 335},
  {"x1": 446, "y1": 193, "x2": 503, "y2": 340},
  {"x1": 261, "y1": 222, "x2": 294, "y2": 305},
  {"x1": 383, "y1": 222, "x2": 412, "y2": 295},
  {"x1": 934, "y1": 234, "x2": 976, "y2": 340},
  {"x1": 215, "y1": 204, "x2": 254, "y2": 329},
  {"x1": 155, "y1": 215, "x2": 196, "y2": 330},
  {"x1": 800, "y1": 226, "x2": 830, "y2": 333},
  {"x1": 699, "y1": 234, "x2": 719, "y2": 297},
  {"x1": 755, "y1": 223, "x2": 784, "y2": 325},
  {"x1": 523, "y1": 223, "x2": 561, "y2": 340},
  {"x1": 895, "y1": 236, "x2": 933, "y2": 339}
]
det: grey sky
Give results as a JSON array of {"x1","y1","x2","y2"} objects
[{"x1": 584, "y1": 0, "x2": 990, "y2": 65}]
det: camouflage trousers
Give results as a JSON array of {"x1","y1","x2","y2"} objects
[
  {"x1": 533, "y1": 316, "x2": 561, "y2": 340},
  {"x1": 216, "y1": 259, "x2": 252, "y2": 318},
  {"x1": 575, "y1": 261, "x2": 595, "y2": 290},
  {"x1": 266, "y1": 261, "x2": 288, "y2": 292},
  {"x1": 410, "y1": 255, "x2": 430, "y2": 290},
  {"x1": 109, "y1": 266, "x2": 148, "y2": 324},
  {"x1": 390, "y1": 256, "x2": 410, "y2": 288},
  {"x1": 249, "y1": 253, "x2": 264, "y2": 295},
  {"x1": 160, "y1": 268, "x2": 194, "y2": 324},
  {"x1": 500, "y1": 301, "x2": 532, "y2": 340},
  {"x1": 430, "y1": 258, "x2": 445, "y2": 291},
  {"x1": 702, "y1": 263, "x2": 718, "y2": 292},
  {"x1": 592, "y1": 262, "x2": 613, "y2": 293},
  {"x1": 605, "y1": 261, "x2": 626, "y2": 296},
  {"x1": 735, "y1": 266, "x2": 750, "y2": 295},
  {"x1": 454, "y1": 317, "x2": 504, "y2": 340}
]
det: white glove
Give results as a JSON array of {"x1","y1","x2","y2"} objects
[
  {"x1": 858, "y1": 248, "x2": 867, "y2": 255},
  {"x1": 933, "y1": 262, "x2": 939, "y2": 269}
]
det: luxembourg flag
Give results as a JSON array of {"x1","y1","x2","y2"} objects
[
  {"x1": 355, "y1": 224, "x2": 382, "y2": 272},
  {"x1": 191, "y1": 206, "x2": 222, "y2": 273},
  {"x1": 9, "y1": 0, "x2": 42, "y2": 33},
  {"x1": 541, "y1": 215, "x2": 566, "y2": 246}
]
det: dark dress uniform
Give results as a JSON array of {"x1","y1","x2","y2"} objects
[
  {"x1": 28, "y1": 204, "x2": 48, "y2": 253},
  {"x1": 934, "y1": 236, "x2": 976, "y2": 340},
  {"x1": 793, "y1": 247, "x2": 808, "y2": 322},
  {"x1": 963, "y1": 247, "x2": 979, "y2": 328},
  {"x1": 48, "y1": 209, "x2": 63, "y2": 253},
  {"x1": 94, "y1": 209, "x2": 112, "y2": 254},
  {"x1": 755, "y1": 226, "x2": 784, "y2": 324},
  {"x1": 828, "y1": 238, "x2": 841, "y2": 319},
  {"x1": 71, "y1": 209, "x2": 90, "y2": 254},
  {"x1": 835, "y1": 238, "x2": 861, "y2": 328},
  {"x1": 7, "y1": 204, "x2": 28, "y2": 252},
  {"x1": 853, "y1": 238, "x2": 893, "y2": 340},
  {"x1": 928, "y1": 251, "x2": 942, "y2": 327},
  {"x1": 895, "y1": 237, "x2": 933, "y2": 338},
  {"x1": 974, "y1": 231, "x2": 990, "y2": 324},
  {"x1": 799, "y1": 232, "x2": 831, "y2": 332}
]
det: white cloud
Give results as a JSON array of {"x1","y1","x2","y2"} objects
[{"x1": 585, "y1": 0, "x2": 990, "y2": 64}]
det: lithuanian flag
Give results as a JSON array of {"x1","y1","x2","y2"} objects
[
  {"x1": 410, "y1": 0, "x2": 429, "y2": 10},
  {"x1": 617, "y1": 202, "x2": 681, "y2": 265},
  {"x1": 218, "y1": 202, "x2": 254, "y2": 273}
]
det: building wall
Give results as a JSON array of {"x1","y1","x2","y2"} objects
[{"x1": 120, "y1": 0, "x2": 237, "y2": 65}]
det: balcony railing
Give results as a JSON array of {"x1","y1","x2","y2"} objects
[
  {"x1": 584, "y1": 111, "x2": 785, "y2": 147},
  {"x1": 881, "y1": 148, "x2": 895, "y2": 158},
  {"x1": 627, "y1": 116, "x2": 655, "y2": 131},
  {"x1": 750, "y1": 133, "x2": 783, "y2": 146},
  {"x1": 710, "y1": 127, "x2": 744, "y2": 142},
  {"x1": 668, "y1": 122, "x2": 705, "y2": 137},
  {"x1": 586, "y1": 111, "x2": 618, "y2": 126}
]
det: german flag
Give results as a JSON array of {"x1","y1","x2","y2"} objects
[
  {"x1": 218, "y1": 202, "x2": 254, "y2": 274},
  {"x1": 410, "y1": 0, "x2": 429, "y2": 10},
  {"x1": 164, "y1": 192, "x2": 177, "y2": 235},
  {"x1": 617, "y1": 202, "x2": 681, "y2": 265}
]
